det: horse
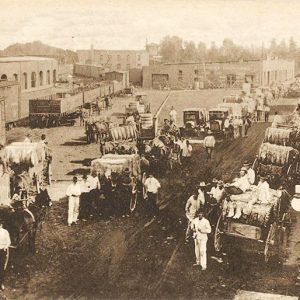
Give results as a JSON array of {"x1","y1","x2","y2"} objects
[{"x1": 0, "y1": 188, "x2": 52, "y2": 253}]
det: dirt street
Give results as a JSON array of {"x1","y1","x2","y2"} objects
[{"x1": 1, "y1": 91, "x2": 299, "y2": 299}]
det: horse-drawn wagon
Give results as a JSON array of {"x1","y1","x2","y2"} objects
[
  {"x1": 213, "y1": 186, "x2": 291, "y2": 264},
  {"x1": 91, "y1": 154, "x2": 141, "y2": 212},
  {"x1": 0, "y1": 142, "x2": 52, "y2": 251}
]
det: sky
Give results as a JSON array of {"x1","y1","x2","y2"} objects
[{"x1": 1, "y1": 0, "x2": 300, "y2": 51}]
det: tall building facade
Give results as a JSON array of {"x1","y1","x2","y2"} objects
[{"x1": 77, "y1": 46, "x2": 149, "y2": 71}]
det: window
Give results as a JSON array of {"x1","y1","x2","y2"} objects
[
  {"x1": 127, "y1": 55, "x2": 130, "y2": 62},
  {"x1": 13, "y1": 74, "x2": 18, "y2": 81},
  {"x1": 194, "y1": 69, "x2": 199, "y2": 75},
  {"x1": 126, "y1": 64, "x2": 131, "y2": 70},
  {"x1": 178, "y1": 70, "x2": 183, "y2": 81},
  {"x1": 117, "y1": 64, "x2": 121, "y2": 70},
  {"x1": 31, "y1": 72, "x2": 36, "y2": 88},
  {"x1": 23, "y1": 73, "x2": 28, "y2": 89},
  {"x1": 39, "y1": 71, "x2": 43, "y2": 86},
  {"x1": 47, "y1": 70, "x2": 50, "y2": 84},
  {"x1": 53, "y1": 69, "x2": 56, "y2": 83},
  {"x1": 137, "y1": 55, "x2": 141, "y2": 61},
  {"x1": 117, "y1": 55, "x2": 121, "y2": 61},
  {"x1": 0, "y1": 74, "x2": 7, "y2": 81}
]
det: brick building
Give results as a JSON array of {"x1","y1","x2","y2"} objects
[
  {"x1": 142, "y1": 57, "x2": 295, "y2": 89},
  {"x1": 0, "y1": 56, "x2": 58, "y2": 119},
  {"x1": 77, "y1": 45, "x2": 149, "y2": 71}
]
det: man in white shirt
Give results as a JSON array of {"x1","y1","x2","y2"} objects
[
  {"x1": 243, "y1": 160, "x2": 255, "y2": 185},
  {"x1": 192, "y1": 210, "x2": 211, "y2": 270},
  {"x1": 272, "y1": 111, "x2": 283, "y2": 127},
  {"x1": 225, "y1": 168, "x2": 250, "y2": 195},
  {"x1": 208, "y1": 180, "x2": 224, "y2": 204},
  {"x1": 0, "y1": 220, "x2": 11, "y2": 290},
  {"x1": 197, "y1": 182, "x2": 207, "y2": 206},
  {"x1": 144, "y1": 174, "x2": 161, "y2": 216},
  {"x1": 66, "y1": 176, "x2": 82, "y2": 226},
  {"x1": 257, "y1": 176, "x2": 270, "y2": 203},
  {"x1": 182, "y1": 140, "x2": 192, "y2": 167},
  {"x1": 185, "y1": 190, "x2": 201, "y2": 243},
  {"x1": 169, "y1": 106, "x2": 177, "y2": 125},
  {"x1": 203, "y1": 130, "x2": 216, "y2": 161}
]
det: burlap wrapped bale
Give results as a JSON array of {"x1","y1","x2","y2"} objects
[{"x1": 264, "y1": 127, "x2": 295, "y2": 146}]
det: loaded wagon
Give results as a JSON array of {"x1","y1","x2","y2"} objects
[
  {"x1": 1, "y1": 142, "x2": 52, "y2": 204},
  {"x1": 253, "y1": 124, "x2": 300, "y2": 190},
  {"x1": 91, "y1": 154, "x2": 141, "y2": 212},
  {"x1": 214, "y1": 186, "x2": 291, "y2": 264}
]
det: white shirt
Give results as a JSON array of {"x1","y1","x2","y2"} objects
[
  {"x1": 80, "y1": 180, "x2": 90, "y2": 193},
  {"x1": 193, "y1": 217, "x2": 211, "y2": 240},
  {"x1": 210, "y1": 186, "x2": 224, "y2": 202},
  {"x1": 257, "y1": 181, "x2": 270, "y2": 203},
  {"x1": 231, "y1": 175, "x2": 250, "y2": 192},
  {"x1": 0, "y1": 227, "x2": 11, "y2": 250},
  {"x1": 175, "y1": 140, "x2": 184, "y2": 150},
  {"x1": 224, "y1": 119, "x2": 230, "y2": 129},
  {"x1": 66, "y1": 182, "x2": 81, "y2": 198},
  {"x1": 87, "y1": 175, "x2": 100, "y2": 190},
  {"x1": 24, "y1": 137, "x2": 31, "y2": 143},
  {"x1": 246, "y1": 168, "x2": 255, "y2": 185},
  {"x1": 182, "y1": 143, "x2": 192, "y2": 157},
  {"x1": 169, "y1": 109, "x2": 177, "y2": 121},
  {"x1": 144, "y1": 177, "x2": 161, "y2": 194},
  {"x1": 197, "y1": 189, "x2": 206, "y2": 205},
  {"x1": 272, "y1": 115, "x2": 283, "y2": 127},
  {"x1": 203, "y1": 136, "x2": 216, "y2": 148},
  {"x1": 185, "y1": 195, "x2": 201, "y2": 219}
]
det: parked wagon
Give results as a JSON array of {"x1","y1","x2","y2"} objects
[
  {"x1": 213, "y1": 187, "x2": 291, "y2": 264},
  {"x1": 91, "y1": 154, "x2": 141, "y2": 212}
]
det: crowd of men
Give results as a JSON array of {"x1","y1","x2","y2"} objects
[
  {"x1": 66, "y1": 170, "x2": 161, "y2": 226},
  {"x1": 184, "y1": 160, "x2": 274, "y2": 270}
]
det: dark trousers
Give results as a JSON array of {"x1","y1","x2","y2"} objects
[
  {"x1": 265, "y1": 112, "x2": 269, "y2": 122},
  {"x1": 0, "y1": 249, "x2": 7, "y2": 284},
  {"x1": 147, "y1": 192, "x2": 158, "y2": 216},
  {"x1": 224, "y1": 186, "x2": 243, "y2": 195},
  {"x1": 205, "y1": 147, "x2": 213, "y2": 160},
  {"x1": 79, "y1": 192, "x2": 90, "y2": 219}
]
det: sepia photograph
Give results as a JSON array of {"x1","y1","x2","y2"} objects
[{"x1": 0, "y1": 0, "x2": 300, "y2": 299}]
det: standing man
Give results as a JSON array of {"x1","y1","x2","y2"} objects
[
  {"x1": 169, "y1": 106, "x2": 177, "y2": 125},
  {"x1": 0, "y1": 220, "x2": 11, "y2": 290},
  {"x1": 185, "y1": 190, "x2": 201, "y2": 243},
  {"x1": 66, "y1": 176, "x2": 82, "y2": 226},
  {"x1": 181, "y1": 140, "x2": 192, "y2": 167},
  {"x1": 243, "y1": 160, "x2": 255, "y2": 185},
  {"x1": 272, "y1": 111, "x2": 283, "y2": 127},
  {"x1": 265, "y1": 105, "x2": 270, "y2": 122},
  {"x1": 192, "y1": 210, "x2": 211, "y2": 270},
  {"x1": 87, "y1": 171, "x2": 101, "y2": 216},
  {"x1": 203, "y1": 130, "x2": 216, "y2": 161},
  {"x1": 144, "y1": 173, "x2": 161, "y2": 217}
]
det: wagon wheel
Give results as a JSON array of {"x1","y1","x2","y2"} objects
[
  {"x1": 130, "y1": 178, "x2": 138, "y2": 212},
  {"x1": 214, "y1": 214, "x2": 224, "y2": 252},
  {"x1": 264, "y1": 223, "x2": 277, "y2": 263}
]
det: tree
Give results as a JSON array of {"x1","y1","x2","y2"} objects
[
  {"x1": 181, "y1": 41, "x2": 197, "y2": 61},
  {"x1": 289, "y1": 37, "x2": 297, "y2": 57},
  {"x1": 197, "y1": 41, "x2": 207, "y2": 60},
  {"x1": 159, "y1": 36, "x2": 183, "y2": 62}
]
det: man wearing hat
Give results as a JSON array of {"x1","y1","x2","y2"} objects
[
  {"x1": 208, "y1": 179, "x2": 224, "y2": 204},
  {"x1": 0, "y1": 219, "x2": 11, "y2": 290},
  {"x1": 120, "y1": 168, "x2": 132, "y2": 217},
  {"x1": 203, "y1": 130, "x2": 216, "y2": 161},
  {"x1": 192, "y1": 209, "x2": 211, "y2": 270},
  {"x1": 185, "y1": 189, "x2": 201, "y2": 243},
  {"x1": 243, "y1": 160, "x2": 255, "y2": 185},
  {"x1": 66, "y1": 176, "x2": 82, "y2": 226}
]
